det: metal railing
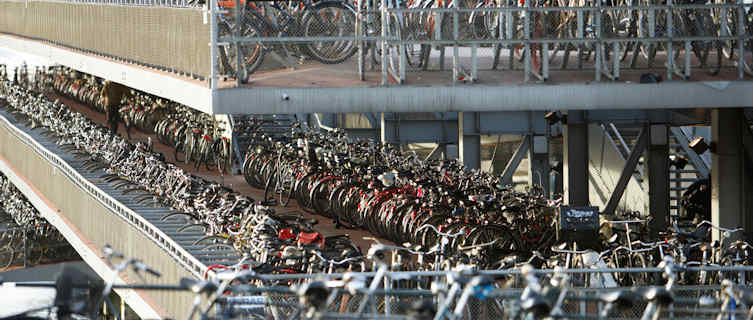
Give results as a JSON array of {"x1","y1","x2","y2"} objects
[
  {"x1": 213, "y1": 0, "x2": 753, "y2": 86},
  {"x1": 210, "y1": 266, "x2": 753, "y2": 319}
]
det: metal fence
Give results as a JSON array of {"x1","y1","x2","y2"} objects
[
  {"x1": 211, "y1": 267, "x2": 753, "y2": 319},
  {"x1": 0, "y1": 0, "x2": 210, "y2": 79},
  {"x1": 1, "y1": 0, "x2": 749, "y2": 88},
  {"x1": 212, "y1": 0, "x2": 753, "y2": 86}
]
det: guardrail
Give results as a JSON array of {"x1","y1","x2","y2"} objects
[{"x1": 0, "y1": 110, "x2": 209, "y2": 280}]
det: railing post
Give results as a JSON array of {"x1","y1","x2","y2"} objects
[
  {"x1": 666, "y1": 0, "x2": 673, "y2": 80},
  {"x1": 234, "y1": 0, "x2": 245, "y2": 85},
  {"x1": 381, "y1": 0, "x2": 388, "y2": 85},
  {"x1": 453, "y1": 0, "x2": 460, "y2": 84},
  {"x1": 595, "y1": 0, "x2": 602, "y2": 81},
  {"x1": 577, "y1": 9, "x2": 584, "y2": 69},
  {"x1": 684, "y1": 40, "x2": 691, "y2": 79},
  {"x1": 505, "y1": 1, "x2": 514, "y2": 70},
  {"x1": 357, "y1": 0, "x2": 365, "y2": 80},
  {"x1": 737, "y1": 0, "x2": 745, "y2": 79},
  {"x1": 613, "y1": 41, "x2": 620, "y2": 79},
  {"x1": 524, "y1": 0, "x2": 531, "y2": 82},
  {"x1": 23, "y1": 227, "x2": 28, "y2": 268},
  {"x1": 209, "y1": 0, "x2": 219, "y2": 89}
]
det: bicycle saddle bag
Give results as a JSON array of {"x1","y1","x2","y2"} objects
[{"x1": 298, "y1": 232, "x2": 325, "y2": 248}]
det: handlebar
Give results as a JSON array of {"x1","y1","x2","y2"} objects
[
  {"x1": 603, "y1": 219, "x2": 647, "y2": 224},
  {"x1": 313, "y1": 251, "x2": 363, "y2": 265},
  {"x1": 457, "y1": 238, "x2": 501, "y2": 250},
  {"x1": 696, "y1": 220, "x2": 744, "y2": 234},
  {"x1": 417, "y1": 224, "x2": 465, "y2": 238}
]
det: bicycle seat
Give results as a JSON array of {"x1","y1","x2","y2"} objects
[
  {"x1": 599, "y1": 291, "x2": 639, "y2": 309},
  {"x1": 643, "y1": 287, "x2": 674, "y2": 305},
  {"x1": 520, "y1": 295, "x2": 552, "y2": 317},
  {"x1": 180, "y1": 278, "x2": 218, "y2": 295}
]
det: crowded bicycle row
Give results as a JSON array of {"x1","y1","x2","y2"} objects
[
  {"x1": 0, "y1": 172, "x2": 77, "y2": 269},
  {"x1": 209, "y1": 0, "x2": 753, "y2": 82},
  {"x1": 4, "y1": 68, "x2": 753, "y2": 287}
]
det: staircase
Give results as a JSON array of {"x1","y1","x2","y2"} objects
[
  {"x1": 602, "y1": 123, "x2": 709, "y2": 217},
  {"x1": 229, "y1": 114, "x2": 298, "y2": 173}
]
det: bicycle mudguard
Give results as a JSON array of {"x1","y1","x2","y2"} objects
[{"x1": 310, "y1": 0, "x2": 356, "y2": 13}]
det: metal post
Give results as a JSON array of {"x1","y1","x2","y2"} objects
[
  {"x1": 524, "y1": 0, "x2": 531, "y2": 82},
  {"x1": 459, "y1": 112, "x2": 481, "y2": 169},
  {"x1": 542, "y1": 43, "x2": 549, "y2": 80},
  {"x1": 577, "y1": 10, "x2": 584, "y2": 69},
  {"x1": 613, "y1": 42, "x2": 620, "y2": 79},
  {"x1": 648, "y1": 4, "x2": 655, "y2": 66},
  {"x1": 209, "y1": 0, "x2": 219, "y2": 89},
  {"x1": 647, "y1": 124, "x2": 670, "y2": 238},
  {"x1": 399, "y1": 32, "x2": 406, "y2": 83},
  {"x1": 737, "y1": 0, "x2": 745, "y2": 79},
  {"x1": 666, "y1": 0, "x2": 673, "y2": 80},
  {"x1": 381, "y1": 0, "x2": 388, "y2": 85},
  {"x1": 23, "y1": 227, "x2": 28, "y2": 268},
  {"x1": 684, "y1": 41, "x2": 691, "y2": 79},
  {"x1": 234, "y1": 0, "x2": 244, "y2": 85},
  {"x1": 711, "y1": 108, "x2": 746, "y2": 243},
  {"x1": 595, "y1": 0, "x2": 602, "y2": 81},
  {"x1": 357, "y1": 0, "x2": 365, "y2": 80},
  {"x1": 471, "y1": 44, "x2": 478, "y2": 81},
  {"x1": 453, "y1": 0, "x2": 460, "y2": 84},
  {"x1": 505, "y1": 4, "x2": 514, "y2": 70},
  {"x1": 564, "y1": 111, "x2": 589, "y2": 206}
]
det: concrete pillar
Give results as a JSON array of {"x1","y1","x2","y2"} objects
[
  {"x1": 711, "y1": 108, "x2": 746, "y2": 243},
  {"x1": 459, "y1": 112, "x2": 481, "y2": 169},
  {"x1": 647, "y1": 124, "x2": 670, "y2": 237},
  {"x1": 563, "y1": 111, "x2": 588, "y2": 206},
  {"x1": 529, "y1": 135, "x2": 550, "y2": 198}
]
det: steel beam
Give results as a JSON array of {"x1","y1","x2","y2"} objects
[
  {"x1": 647, "y1": 124, "x2": 670, "y2": 237},
  {"x1": 212, "y1": 82, "x2": 753, "y2": 114},
  {"x1": 459, "y1": 112, "x2": 481, "y2": 170},
  {"x1": 380, "y1": 116, "x2": 459, "y2": 144},
  {"x1": 603, "y1": 127, "x2": 648, "y2": 216},
  {"x1": 501, "y1": 136, "x2": 530, "y2": 186},
  {"x1": 564, "y1": 111, "x2": 589, "y2": 206},
  {"x1": 669, "y1": 127, "x2": 710, "y2": 179},
  {"x1": 711, "y1": 108, "x2": 746, "y2": 243}
]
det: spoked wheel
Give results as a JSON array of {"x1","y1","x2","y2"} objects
[
  {"x1": 0, "y1": 243, "x2": 15, "y2": 270},
  {"x1": 278, "y1": 165, "x2": 296, "y2": 207},
  {"x1": 218, "y1": 13, "x2": 266, "y2": 83},
  {"x1": 302, "y1": 2, "x2": 358, "y2": 64}
]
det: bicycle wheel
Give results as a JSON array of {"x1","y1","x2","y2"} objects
[
  {"x1": 278, "y1": 164, "x2": 296, "y2": 207},
  {"x1": 302, "y1": 2, "x2": 358, "y2": 64},
  {"x1": 218, "y1": 15, "x2": 266, "y2": 82},
  {"x1": 263, "y1": 173, "x2": 278, "y2": 204}
]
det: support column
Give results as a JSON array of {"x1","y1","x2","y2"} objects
[
  {"x1": 529, "y1": 135, "x2": 550, "y2": 198},
  {"x1": 563, "y1": 111, "x2": 588, "y2": 206},
  {"x1": 459, "y1": 112, "x2": 481, "y2": 169},
  {"x1": 711, "y1": 108, "x2": 746, "y2": 243},
  {"x1": 647, "y1": 124, "x2": 670, "y2": 237}
]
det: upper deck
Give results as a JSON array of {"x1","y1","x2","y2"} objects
[{"x1": 1, "y1": 0, "x2": 751, "y2": 114}]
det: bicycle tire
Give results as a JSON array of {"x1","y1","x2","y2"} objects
[{"x1": 301, "y1": 2, "x2": 358, "y2": 64}]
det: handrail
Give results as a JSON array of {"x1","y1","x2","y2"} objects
[{"x1": 0, "y1": 111, "x2": 209, "y2": 279}]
